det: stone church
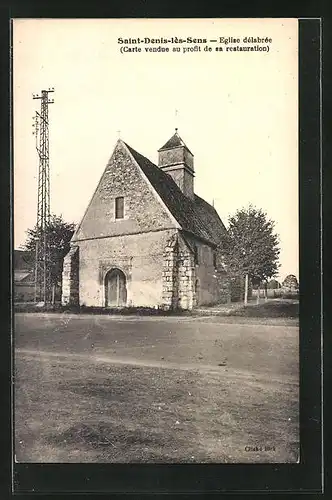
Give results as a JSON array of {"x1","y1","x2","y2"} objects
[{"x1": 62, "y1": 130, "x2": 229, "y2": 310}]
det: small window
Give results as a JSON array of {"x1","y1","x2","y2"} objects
[
  {"x1": 213, "y1": 252, "x2": 217, "y2": 268},
  {"x1": 115, "y1": 196, "x2": 124, "y2": 219},
  {"x1": 194, "y1": 244, "x2": 199, "y2": 265}
]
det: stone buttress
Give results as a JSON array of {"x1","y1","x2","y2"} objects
[
  {"x1": 61, "y1": 246, "x2": 79, "y2": 306},
  {"x1": 162, "y1": 233, "x2": 196, "y2": 310}
]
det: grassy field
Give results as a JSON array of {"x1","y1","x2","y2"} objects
[
  {"x1": 14, "y1": 298, "x2": 299, "y2": 319},
  {"x1": 230, "y1": 300, "x2": 299, "y2": 318},
  {"x1": 14, "y1": 313, "x2": 299, "y2": 463}
]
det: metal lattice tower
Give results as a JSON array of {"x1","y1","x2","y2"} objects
[{"x1": 32, "y1": 88, "x2": 54, "y2": 303}]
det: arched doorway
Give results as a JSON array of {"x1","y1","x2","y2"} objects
[{"x1": 105, "y1": 268, "x2": 127, "y2": 307}]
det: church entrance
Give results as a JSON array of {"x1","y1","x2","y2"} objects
[{"x1": 105, "y1": 268, "x2": 127, "y2": 307}]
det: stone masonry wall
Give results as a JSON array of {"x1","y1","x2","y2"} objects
[
  {"x1": 76, "y1": 230, "x2": 176, "y2": 307},
  {"x1": 61, "y1": 246, "x2": 79, "y2": 306},
  {"x1": 161, "y1": 233, "x2": 195, "y2": 310},
  {"x1": 165, "y1": 168, "x2": 194, "y2": 199},
  {"x1": 161, "y1": 234, "x2": 179, "y2": 309},
  {"x1": 179, "y1": 235, "x2": 230, "y2": 307},
  {"x1": 158, "y1": 146, "x2": 194, "y2": 199},
  {"x1": 73, "y1": 141, "x2": 176, "y2": 242},
  {"x1": 177, "y1": 236, "x2": 195, "y2": 309},
  {"x1": 158, "y1": 147, "x2": 185, "y2": 168}
]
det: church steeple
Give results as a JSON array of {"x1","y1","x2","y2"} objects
[{"x1": 158, "y1": 129, "x2": 194, "y2": 199}]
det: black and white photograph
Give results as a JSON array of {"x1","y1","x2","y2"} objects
[{"x1": 13, "y1": 18, "x2": 300, "y2": 465}]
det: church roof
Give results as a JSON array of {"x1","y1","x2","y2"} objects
[
  {"x1": 158, "y1": 130, "x2": 193, "y2": 156},
  {"x1": 124, "y1": 142, "x2": 226, "y2": 246}
]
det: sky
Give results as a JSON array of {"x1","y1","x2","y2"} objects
[{"x1": 13, "y1": 18, "x2": 298, "y2": 282}]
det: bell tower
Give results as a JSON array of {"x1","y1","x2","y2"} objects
[{"x1": 158, "y1": 129, "x2": 194, "y2": 199}]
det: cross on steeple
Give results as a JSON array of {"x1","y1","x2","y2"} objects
[
  {"x1": 117, "y1": 129, "x2": 121, "y2": 139},
  {"x1": 175, "y1": 109, "x2": 179, "y2": 131}
]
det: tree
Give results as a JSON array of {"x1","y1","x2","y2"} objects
[
  {"x1": 267, "y1": 279, "x2": 281, "y2": 289},
  {"x1": 282, "y1": 274, "x2": 299, "y2": 290},
  {"x1": 22, "y1": 214, "x2": 76, "y2": 293},
  {"x1": 223, "y1": 205, "x2": 280, "y2": 304}
]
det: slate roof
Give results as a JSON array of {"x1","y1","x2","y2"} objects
[
  {"x1": 194, "y1": 195, "x2": 227, "y2": 243},
  {"x1": 158, "y1": 130, "x2": 193, "y2": 156},
  {"x1": 124, "y1": 142, "x2": 226, "y2": 246},
  {"x1": 14, "y1": 271, "x2": 34, "y2": 283}
]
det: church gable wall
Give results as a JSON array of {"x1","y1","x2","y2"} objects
[
  {"x1": 74, "y1": 142, "x2": 176, "y2": 242},
  {"x1": 76, "y1": 229, "x2": 176, "y2": 307}
]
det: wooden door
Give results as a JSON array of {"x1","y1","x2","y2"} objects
[{"x1": 105, "y1": 269, "x2": 127, "y2": 307}]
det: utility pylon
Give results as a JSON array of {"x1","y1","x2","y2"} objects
[{"x1": 32, "y1": 88, "x2": 54, "y2": 303}]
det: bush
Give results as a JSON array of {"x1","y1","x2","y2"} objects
[
  {"x1": 281, "y1": 291, "x2": 299, "y2": 300},
  {"x1": 231, "y1": 300, "x2": 299, "y2": 318}
]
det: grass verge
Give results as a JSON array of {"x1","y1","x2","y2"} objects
[
  {"x1": 228, "y1": 300, "x2": 299, "y2": 318},
  {"x1": 14, "y1": 299, "x2": 299, "y2": 319}
]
